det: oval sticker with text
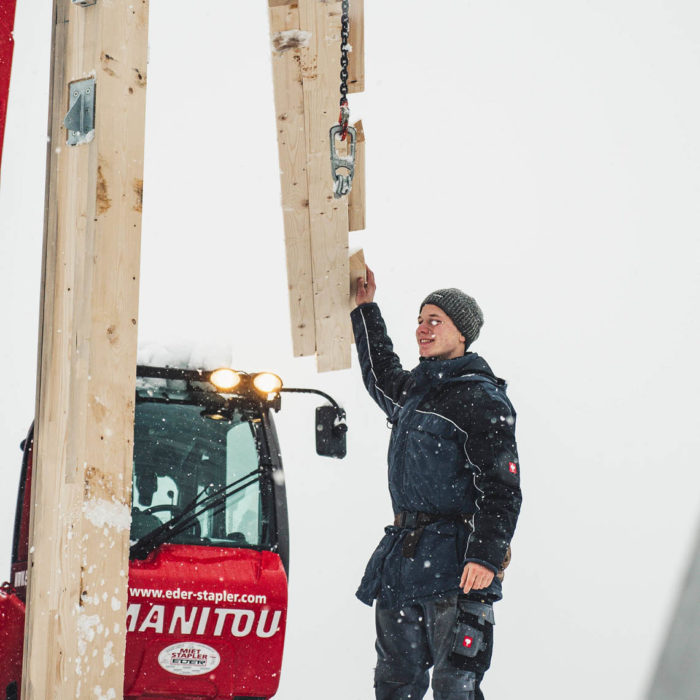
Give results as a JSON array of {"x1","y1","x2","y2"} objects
[{"x1": 158, "y1": 641, "x2": 221, "y2": 676}]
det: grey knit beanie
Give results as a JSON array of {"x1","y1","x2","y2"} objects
[{"x1": 420, "y1": 288, "x2": 484, "y2": 349}]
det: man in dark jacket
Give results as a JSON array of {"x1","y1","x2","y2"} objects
[{"x1": 352, "y1": 267, "x2": 521, "y2": 700}]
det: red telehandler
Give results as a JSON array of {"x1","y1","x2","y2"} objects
[{"x1": 0, "y1": 365, "x2": 347, "y2": 699}]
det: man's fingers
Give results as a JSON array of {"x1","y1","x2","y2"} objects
[
  {"x1": 460, "y1": 563, "x2": 495, "y2": 594},
  {"x1": 472, "y1": 571, "x2": 495, "y2": 591},
  {"x1": 366, "y1": 266, "x2": 376, "y2": 290},
  {"x1": 354, "y1": 265, "x2": 376, "y2": 305},
  {"x1": 462, "y1": 567, "x2": 477, "y2": 595},
  {"x1": 355, "y1": 276, "x2": 369, "y2": 305}
]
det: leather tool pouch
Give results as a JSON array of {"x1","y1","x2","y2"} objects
[{"x1": 449, "y1": 598, "x2": 495, "y2": 674}]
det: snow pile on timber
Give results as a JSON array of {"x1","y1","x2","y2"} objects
[
  {"x1": 138, "y1": 340, "x2": 234, "y2": 371},
  {"x1": 83, "y1": 498, "x2": 131, "y2": 533}
]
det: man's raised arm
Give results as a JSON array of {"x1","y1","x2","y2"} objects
[{"x1": 351, "y1": 266, "x2": 412, "y2": 420}]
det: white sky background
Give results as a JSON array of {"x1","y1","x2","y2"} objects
[{"x1": 1, "y1": 1, "x2": 700, "y2": 698}]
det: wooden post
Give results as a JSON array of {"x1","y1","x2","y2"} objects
[
  {"x1": 22, "y1": 1, "x2": 148, "y2": 697},
  {"x1": 269, "y1": 0, "x2": 317, "y2": 358}
]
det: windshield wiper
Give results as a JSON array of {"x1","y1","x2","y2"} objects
[{"x1": 130, "y1": 468, "x2": 261, "y2": 559}]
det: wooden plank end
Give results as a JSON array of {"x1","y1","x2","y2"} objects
[{"x1": 348, "y1": 248, "x2": 366, "y2": 309}]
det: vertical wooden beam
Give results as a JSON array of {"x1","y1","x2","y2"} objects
[
  {"x1": 269, "y1": 1, "x2": 316, "y2": 357},
  {"x1": 23, "y1": 1, "x2": 148, "y2": 697},
  {"x1": 348, "y1": 119, "x2": 365, "y2": 231},
  {"x1": 347, "y1": 0, "x2": 364, "y2": 94},
  {"x1": 299, "y1": 0, "x2": 351, "y2": 372}
]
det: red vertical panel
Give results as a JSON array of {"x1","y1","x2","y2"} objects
[{"x1": 0, "y1": 0, "x2": 18, "y2": 171}]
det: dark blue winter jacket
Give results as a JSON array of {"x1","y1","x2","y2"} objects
[{"x1": 352, "y1": 303, "x2": 521, "y2": 609}]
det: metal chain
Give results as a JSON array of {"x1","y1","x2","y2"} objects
[
  {"x1": 338, "y1": 0, "x2": 350, "y2": 140},
  {"x1": 330, "y1": 0, "x2": 356, "y2": 198}
]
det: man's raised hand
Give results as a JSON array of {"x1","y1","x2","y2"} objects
[{"x1": 355, "y1": 265, "x2": 376, "y2": 306}]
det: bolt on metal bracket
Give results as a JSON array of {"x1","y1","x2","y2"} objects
[
  {"x1": 71, "y1": 0, "x2": 97, "y2": 7},
  {"x1": 64, "y1": 78, "x2": 95, "y2": 146}
]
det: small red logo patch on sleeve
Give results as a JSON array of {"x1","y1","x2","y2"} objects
[
  {"x1": 463, "y1": 636, "x2": 474, "y2": 648},
  {"x1": 508, "y1": 462, "x2": 518, "y2": 474}
]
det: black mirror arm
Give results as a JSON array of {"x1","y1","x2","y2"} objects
[{"x1": 279, "y1": 387, "x2": 346, "y2": 421}]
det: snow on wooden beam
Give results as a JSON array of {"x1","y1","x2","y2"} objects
[
  {"x1": 23, "y1": 0, "x2": 148, "y2": 696},
  {"x1": 269, "y1": 0, "x2": 316, "y2": 358}
]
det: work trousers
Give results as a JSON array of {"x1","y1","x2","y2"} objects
[{"x1": 374, "y1": 594, "x2": 488, "y2": 700}]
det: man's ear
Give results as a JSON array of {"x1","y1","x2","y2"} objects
[{"x1": 459, "y1": 335, "x2": 466, "y2": 344}]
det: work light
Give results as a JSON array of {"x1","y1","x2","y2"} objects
[
  {"x1": 253, "y1": 372, "x2": 283, "y2": 395},
  {"x1": 209, "y1": 368, "x2": 241, "y2": 391}
]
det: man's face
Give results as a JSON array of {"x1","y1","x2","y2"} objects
[{"x1": 416, "y1": 304, "x2": 466, "y2": 360}]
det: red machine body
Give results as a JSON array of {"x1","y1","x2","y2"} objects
[
  {"x1": 125, "y1": 545, "x2": 287, "y2": 698},
  {"x1": 0, "y1": 584, "x2": 23, "y2": 699},
  {"x1": 0, "y1": 0, "x2": 17, "y2": 171}
]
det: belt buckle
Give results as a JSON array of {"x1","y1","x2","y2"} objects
[{"x1": 403, "y1": 512, "x2": 418, "y2": 529}]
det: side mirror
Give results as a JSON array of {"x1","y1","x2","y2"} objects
[{"x1": 315, "y1": 405, "x2": 347, "y2": 459}]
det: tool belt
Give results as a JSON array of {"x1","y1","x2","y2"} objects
[{"x1": 393, "y1": 511, "x2": 512, "y2": 582}]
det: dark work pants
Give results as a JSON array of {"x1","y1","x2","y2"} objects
[{"x1": 374, "y1": 594, "x2": 486, "y2": 700}]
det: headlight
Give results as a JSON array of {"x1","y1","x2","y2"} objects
[
  {"x1": 252, "y1": 372, "x2": 283, "y2": 395},
  {"x1": 210, "y1": 368, "x2": 241, "y2": 391}
]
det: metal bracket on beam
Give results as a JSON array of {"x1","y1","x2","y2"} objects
[
  {"x1": 329, "y1": 124, "x2": 357, "y2": 198},
  {"x1": 71, "y1": 0, "x2": 97, "y2": 6},
  {"x1": 64, "y1": 79, "x2": 95, "y2": 146}
]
